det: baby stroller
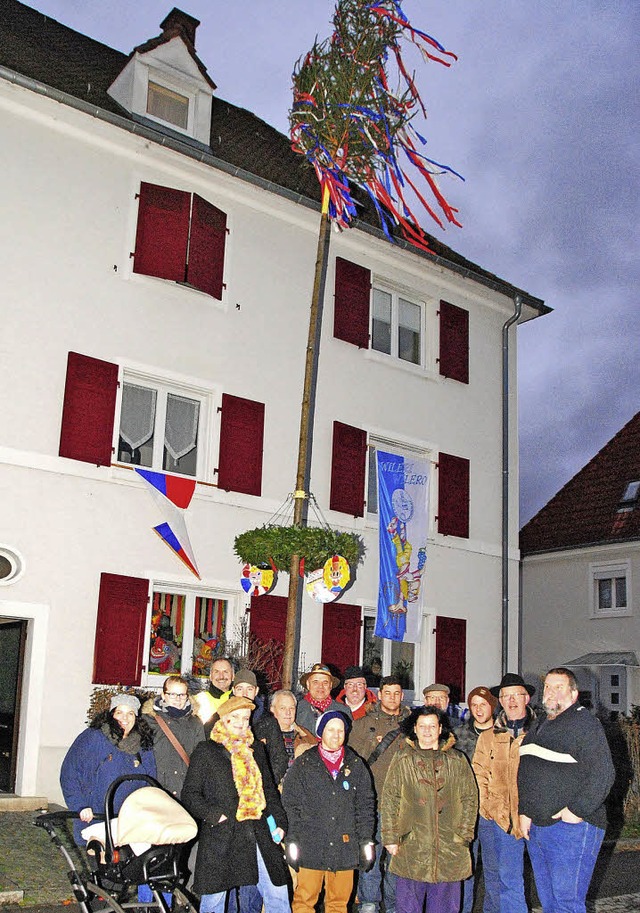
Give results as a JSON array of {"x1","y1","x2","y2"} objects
[{"x1": 35, "y1": 774, "x2": 199, "y2": 913}]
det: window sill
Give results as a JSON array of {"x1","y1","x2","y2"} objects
[
  {"x1": 589, "y1": 608, "x2": 632, "y2": 620},
  {"x1": 363, "y1": 347, "x2": 439, "y2": 381}
]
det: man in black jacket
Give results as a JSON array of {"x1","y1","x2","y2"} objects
[{"x1": 518, "y1": 667, "x2": 615, "y2": 913}]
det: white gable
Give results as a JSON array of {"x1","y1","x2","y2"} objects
[{"x1": 108, "y1": 37, "x2": 213, "y2": 145}]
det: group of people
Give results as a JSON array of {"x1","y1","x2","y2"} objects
[{"x1": 59, "y1": 660, "x2": 615, "y2": 913}]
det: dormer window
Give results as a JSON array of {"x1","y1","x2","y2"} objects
[
  {"x1": 107, "y1": 9, "x2": 215, "y2": 147},
  {"x1": 147, "y1": 81, "x2": 189, "y2": 130},
  {"x1": 620, "y1": 480, "x2": 640, "y2": 506}
]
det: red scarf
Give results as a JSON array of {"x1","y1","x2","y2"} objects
[
  {"x1": 304, "y1": 692, "x2": 332, "y2": 713},
  {"x1": 318, "y1": 744, "x2": 344, "y2": 779}
]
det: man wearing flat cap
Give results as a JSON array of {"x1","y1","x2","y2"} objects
[
  {"x1": 336, "y1": 665, "x2": 378, "y2": 720},
  {"x1": 422, "y1": 682, "x2": 462, "y2": 730},
  {"x1": 296, "y1": 663, "x2": 352, "y2": 733},
  {"x1": 472, "y1": 673, "x2": 536, "y2": 913}
]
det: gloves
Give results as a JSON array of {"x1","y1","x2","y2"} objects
[
  {"x1": 359, "y1": 840, "x2": 376, "y2": 872},
  {"x1": 285, "y1": 841, "x2": 300, "y2": 872}
]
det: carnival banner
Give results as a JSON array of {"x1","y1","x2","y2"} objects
[{"x1": 375, "y1": 450, "x2": 430, "y2": 643}]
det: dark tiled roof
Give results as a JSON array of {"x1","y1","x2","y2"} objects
[
  {"x1": 564, "y1": 652, "x2": 639, "y2": 667},
  {"x1": 0, "y1": 0, "x2": 546, "y2": 310},
  {"x1": 520, "y1": 411, "x2": 640, "y2": 555}
]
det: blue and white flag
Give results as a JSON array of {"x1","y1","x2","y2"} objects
[{"x1": 375, "y1": 450, "x2": 430, "y2": 644}]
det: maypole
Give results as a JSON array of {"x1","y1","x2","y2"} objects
[{"x1": 245, "y1": 0, "x2": 462, "y2": 689}]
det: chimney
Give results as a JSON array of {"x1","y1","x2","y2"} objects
[{"x1": 160, "y1": 8, "x2": 200, "y2": 48}]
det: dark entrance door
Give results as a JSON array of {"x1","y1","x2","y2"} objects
[
  {"x1": 434, "y1": 615, "x2": 467, "y2": 706},
  {"x1": 249, "y1": 594, "x2": 287, "y2": 690},
  {"x1": 321, "y1": 602, "x2": 362, "y2": 676},
  {"x1": 0, "y1": 619, "x2": 27, "y2": 792}
]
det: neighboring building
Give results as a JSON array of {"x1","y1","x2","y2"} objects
[
  {"x1": 0, "y1": 0, "x2": 546, "y2": 800},
  {"x1": 520, "y1": 412, "x2": 640, "y2": 714}
]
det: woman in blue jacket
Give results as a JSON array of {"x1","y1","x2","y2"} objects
[{"x1": 60, "y1": 693, "x2": 156, "y2": 846}]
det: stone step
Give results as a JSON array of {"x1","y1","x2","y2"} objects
[{"x1": 0, "y1": 795, "x2": 48, "y2": 812}]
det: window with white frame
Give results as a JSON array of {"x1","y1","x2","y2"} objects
[
  {"x1": 116, "y1": 372, "x2": 212, "y2": 478},
  {"x1": 371, "y1": 286, "x2": 424, "y2": 366},
  {"x1": 590, "y1": 561, "x2": 631, "y2": 617},
  {"x1": 145, "y1": 585, "x2": 230, "y2": 687}
]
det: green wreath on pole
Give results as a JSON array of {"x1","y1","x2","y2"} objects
[{"x1": 234, "y1": 525, "x2": 365, "y2": 573}]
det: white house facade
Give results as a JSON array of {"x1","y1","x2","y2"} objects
[
  {"x1": 0, "y1": 1, "x2": 546, "y2": 801},
  {"x1": 520, "y1": 413, "x2": 640, "y2": 714}
]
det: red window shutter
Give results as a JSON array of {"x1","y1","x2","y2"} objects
[
  {"x1": 133, "y1": 182, "x2": 190, "y2": 282},
  {"x1": 437, "y1": 452, "x2": 470, "y2": 538},
  {"x1": 59, "y1": 352, "x2": 118, "y2": 466},
  {"x1": 321, "y1": 603, "x2": 362, "y2": 674},
  {"x1": 439, "y1": 300, "x2": 469, "y2": 383},
  {"x1": 93, "y1": 573, "x2": 149, "y2": 685},
  {"x1": 217, "y1": 393, "x2": 265, "y2": 496},
  {"x1": 334, "y1": 257, "x2": 371, "y2": 348},
  {"x1": 434, "y1": 615, "x2": 467, "y2": 701},
  {"x1": 249, "y1": 594, "x2": 287, "y2": 690},
  {"x1": 329, "y1": 421, "x2": 367, "y2": 516},
  {"x1": 187, "y1": 194, "x2": 227, "y2": 299}
]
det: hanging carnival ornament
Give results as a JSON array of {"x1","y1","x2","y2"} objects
[
  {"x1": 305, "y1": 567, "x2": 340, "y2": 603},
  {"x1": 289, "y1": 0, "x2": 462, "y2": 253},
  {"x1": 240, "y1": 563, "x2": 277, "y2": 597}
]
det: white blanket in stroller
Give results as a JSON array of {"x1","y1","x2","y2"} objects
[{"x1": 81, "y1": 786, "x2": 197, "y2": 854}]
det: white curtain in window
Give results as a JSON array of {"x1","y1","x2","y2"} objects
[
  {"x1": 120, "y1": 384, "x2": 157, "y2": 450},
  {"x1": 165, "y1": 393, "x2": 199, "y2": 463}
]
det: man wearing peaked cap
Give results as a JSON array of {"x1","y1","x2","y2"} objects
[
  {"x1": 296, "y1": 663, "x2": 351, "y2": 734},
  {"x1": 472, "y1": 674, "x2": 536, "y2": 913}
]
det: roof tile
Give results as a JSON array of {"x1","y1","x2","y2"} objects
[{"x1": 520, "y1": 411, "x2": 640, "y2": 554}]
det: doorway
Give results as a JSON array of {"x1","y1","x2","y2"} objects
[{"x1": 0, "y1": 619, "x2": 27, "y2": 792}]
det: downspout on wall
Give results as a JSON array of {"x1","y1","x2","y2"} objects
[{"x1": 502, "y1": 294, "x2": 522, "y2": 675}]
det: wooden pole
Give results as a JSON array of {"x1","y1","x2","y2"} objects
[{"x1": 281, "y1": 190, "x2": 332, "y2": 689}]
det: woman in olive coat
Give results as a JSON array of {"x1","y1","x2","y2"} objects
[
  {"x1": 381, "y1": 706, "x2": 478, "y2": 913},
  {"x1": 180, "y1": 696, "x2": 290, "y2": 912}
]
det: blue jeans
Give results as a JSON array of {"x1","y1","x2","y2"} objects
[
  {"x1": 477, "y1": 816, "x2": 527, "y2": 913},
  {"x1": 358, "y1": 822, "x2": 397, "y2": 913},
  {"x1": 226, "y1": 883, "x2": 262, "y2": 913},
  {"x1": 200, "y1": 846, "x2": 289, "y2": 913},
  {"x1": 527, "y1": 820, "x2": 604, "y2": 913},
  {"x1": 461, "y1": 834, "x2": 479, "y2": 913}
]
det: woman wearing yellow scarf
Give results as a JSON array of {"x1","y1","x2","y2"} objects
[{"x1": 182, "y1": 695, "x2": 290, "y2": 912}]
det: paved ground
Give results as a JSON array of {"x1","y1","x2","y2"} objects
[{"x1": 1, "y1": 810, "x2": 639, "y2": 911}]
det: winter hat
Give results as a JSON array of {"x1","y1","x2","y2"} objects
[
  {"x1": 110, "y1": 693, "x2": 141, "y2": 714},
  {"x1": 490, "y1": 673, "x2": 535, "y2": 698},
  {"x1": 467, "y1": 686, "x2": 498, "y2": 712},
  {"x1": 316, "y1": 710, "x2": 351, "y2": 739},
  {"x1": 343, "y1": 665, "x2": 366, "y2": 682},
  {"x1": 233, "y1": 668, "x2": 258, "y2": 688}
]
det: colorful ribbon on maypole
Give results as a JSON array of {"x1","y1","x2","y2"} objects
[{"x1": 289, "y1": 0, "x2": 462, "y2": 252}]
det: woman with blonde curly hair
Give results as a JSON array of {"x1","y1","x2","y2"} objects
[{"x1": 181, "y1": 695, "x2": 290, "y2": 912}]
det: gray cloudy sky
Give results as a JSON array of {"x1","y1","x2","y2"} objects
[{"x1": 24, "y1": 0, "x2": 640, "y2": 524}]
